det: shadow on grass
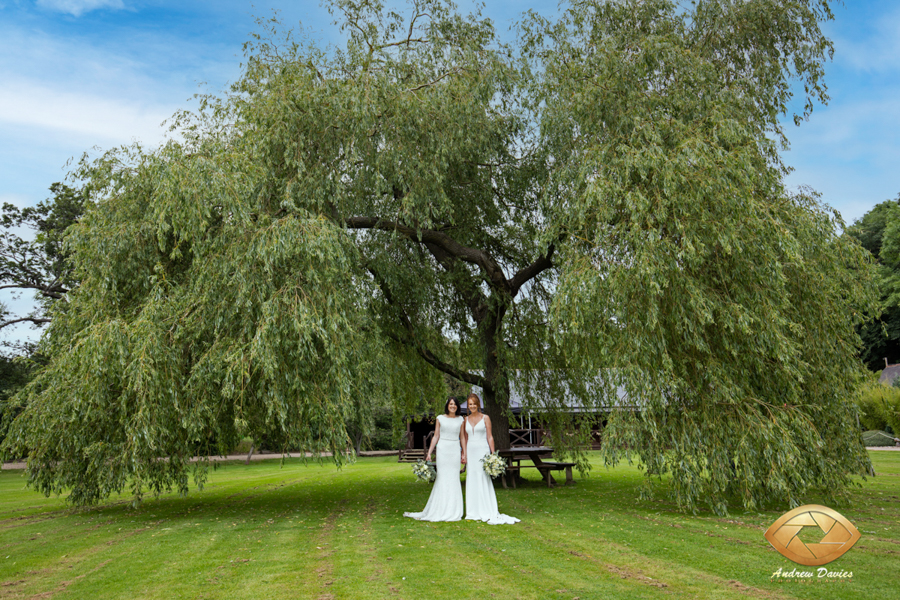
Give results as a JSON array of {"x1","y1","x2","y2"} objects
[{"x1": 1, "y1": 453, "x2": 898, "y2": 600}]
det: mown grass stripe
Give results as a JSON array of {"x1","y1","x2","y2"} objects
[{"x1": 1, "y1": 452, "x2": 898, "y2": 599}]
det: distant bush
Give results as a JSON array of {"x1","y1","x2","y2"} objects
[
  {"x1": 855, "y1": 382, "x2": 900, "y2": 433},
  {"x1": 232, "y1": 438, "x2": 254, "y2": 454},
  {"x1": 862, "y1": 430, "x2": 897, "y2": 447},
  {"x1": 368, "y1": 409, "x2": 396, "y2": 451}
]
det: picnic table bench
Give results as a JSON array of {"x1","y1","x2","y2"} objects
[
  {"x1": 425, "y1": 449, "x2": 575, "y2": 488},
  {"x1": 496, "y1": 447, "x2": 575, "y2": 489}
]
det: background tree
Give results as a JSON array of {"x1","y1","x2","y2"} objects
[
  {"x1": 847, "y1": 195, "x2": 900, "y2": 369},
  {"x1": 0, "y1": 352, "x2": 37, "y2": 447},
  {"x1": 2, "y1": 0, "x2": 878, "y2": 514},
  {"x1": 1, "y1": 183, "x2": 85, "y2": 446},
  {"x1": 1, "y1": 183, "x2": 86, "y2": 337}
]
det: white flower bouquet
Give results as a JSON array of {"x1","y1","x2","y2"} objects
[
  {"x1": 480, "y1": 452, "x2": 507, "y2": 479},
  {"x1": 412, "y1": 460, "x2": 436, "y2": 483}
]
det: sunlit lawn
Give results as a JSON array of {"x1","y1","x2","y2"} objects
[{"x1": 1, "y1": 451, "x2": 898, "y2": 599}]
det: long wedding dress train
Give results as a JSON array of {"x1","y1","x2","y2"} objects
[
  {"x1": 464, "y1": 417, "x2": 519, "y2": 525},
  {"x1": 404, "y1": 415, "x2": 464, "y2": 522}
]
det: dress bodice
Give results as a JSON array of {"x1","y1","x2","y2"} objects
[
  {"x1": 466, "y1": 416, "x2": 486, "y2": 438},
  {"x1": 438, "y1": 415, "x2": 463, "y2": 439}
]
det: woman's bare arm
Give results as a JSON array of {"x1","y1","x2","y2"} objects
[
  {"x1": 484, "y1": 415, "x2": 495, "y2": 454},
  {"x1": 459, "y1": 418, "x2": 467, "y2": 464}
]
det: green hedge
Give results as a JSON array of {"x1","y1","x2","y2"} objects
[
  {"x1": 855, "y1": 382, "x2": 900, "y2": 433},
  {"x1": 862, "y1": 430, "x2": 897, "y2": 447}
]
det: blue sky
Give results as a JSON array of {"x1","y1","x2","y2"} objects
[{"x1": 2, "y1": 0, "x2": 898, "y2": 344}]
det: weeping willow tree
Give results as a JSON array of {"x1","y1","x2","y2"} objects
[{"x1": 2, "y1": 0, "x2": 878, "y2": 513}]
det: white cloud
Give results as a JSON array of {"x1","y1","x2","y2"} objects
[
  {"x1": 0, "y1": 78, "x2": 173, "y2": 146},
  {"x1": 783, "y1": 95, "x2": 900, "y2": 224},
  {"x1": 786, "y1": 96, "x2": 900, "y2": 162},
  {"x1": 35, "y1": 0, "x2": 124, "y2": 17}
]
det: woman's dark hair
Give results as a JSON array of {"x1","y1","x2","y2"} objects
[{"x1": 444, "y1": 397, "x2": 461, "y2": 415}]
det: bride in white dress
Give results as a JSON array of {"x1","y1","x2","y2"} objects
[
  {"x1": 404, "y1": 398, "x2": 467, "y2": 522},
  {"x1": 464, "y1": 393, "x2": 519, "y2": 525}
]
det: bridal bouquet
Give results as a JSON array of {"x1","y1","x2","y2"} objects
[
  {"x1": 412, "y1": 460, "x2": 436, "y2": 483},
  {"x1": 480, "y1": 452, "x2": 507, "y2": 479}
]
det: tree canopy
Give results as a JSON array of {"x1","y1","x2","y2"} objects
[
  {"x1": 1, "y1": 0, "x2": 879, "y2": 513},
  {"x1": 847, "y1": 195, "x2": 900, "y2": 370},
  {"x1": 1, "y1": 183, "x2": 85, "y2": 444},
  {"x1": 1, "y1": 183, "x2": 86, "y2": 340}
]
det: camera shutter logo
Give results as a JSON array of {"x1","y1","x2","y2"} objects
[{"x1": 764, "y1": 505, "x2": 861, "y2": 566}]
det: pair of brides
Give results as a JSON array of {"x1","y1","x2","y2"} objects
[{"x1": 404, "y1": 393, "x2": 519, "y2": 525}]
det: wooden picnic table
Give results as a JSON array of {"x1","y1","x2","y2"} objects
[{"x1": 496, "y1": 446, "x2": 576, "y2": 489}]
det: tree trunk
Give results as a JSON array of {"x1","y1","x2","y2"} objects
[
  {"x1": 482, "y1": 312, "x2": 510, "y2": 451},
  {"x1": 483, "y1": 382, "x2": 510, "y2": 451}
]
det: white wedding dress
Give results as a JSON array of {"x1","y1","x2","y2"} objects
[
  {"x1": 464, "y1": 416, "x2": 519, "y2": 525},
  {"x1": 404, "y1": 415, "x2": 464, "y2": 522}
]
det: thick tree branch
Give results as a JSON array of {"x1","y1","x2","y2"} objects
[
  {"x1": 0, "y1": 261, "x2": 46, "y2": 284},
  {"x1": 422, "y1": 241, "x2": 488, "y2": 324},
  {"x1": 0, "y1": 281, "x2": 67, "y2": 299},
  {"x1": 347, "y1": 216, "x2": 510, "y2": 291},
  {"x1": 509, "y1": 244, "x2": 556, "y2": 296},
  {"x1": 381, "y1": 329, "x2": 484, "y2": 387},
  {"x1": 365, "y1": 264, "x2": 484, "y2": 387},
  {"x1": 0, "y1": 316, "x2": 51, "y2": 330}
]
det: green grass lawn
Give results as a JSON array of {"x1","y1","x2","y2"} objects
[{"x1": 1, "y1": 451, "x2": 898, "y2": 599}]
